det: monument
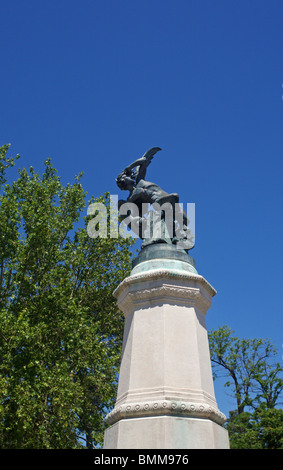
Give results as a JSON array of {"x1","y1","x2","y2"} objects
[{"x1": 103, "y1": 148, "x2": 229, "y2": 449}]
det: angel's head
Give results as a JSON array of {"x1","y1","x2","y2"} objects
[{"x1": 116, "y1": 170, "x2": 135, "y2": 191}]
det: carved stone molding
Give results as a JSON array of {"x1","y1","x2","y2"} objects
[
  {"x1": 114, "y1": 268, "x2": 216, "y2": 316},
  {"x1": 118, "y1": 284, "x2": 212, "y2": 315},
  {"x1": 113, "y1": 269, "x2": 217, "y2": 300},
  {"x1": 105, "y1": 399, "x2": 226, "y2": 426}
]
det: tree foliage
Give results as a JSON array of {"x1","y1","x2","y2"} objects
[
  {"x1": 208, "y1": 325, "x2": 283, "y2": 448},
  {"x1": 0, "y1": 144, "x2": 134, "y2": 448},
  {"x1": 226, "y1": 406, "x2": 283, "y2": 449}
]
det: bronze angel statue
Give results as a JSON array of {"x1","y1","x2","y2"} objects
[{"x1": 116, "y1": 147, "x2": 194, "y2": 251}]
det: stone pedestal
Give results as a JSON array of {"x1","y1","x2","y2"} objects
[{"x1": 104, "y1": 254, "x2": 229, "y2": 449}]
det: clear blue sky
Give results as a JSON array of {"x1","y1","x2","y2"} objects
[{"x1": 1, "y1": 0, "x2": 283, "y2": 417}]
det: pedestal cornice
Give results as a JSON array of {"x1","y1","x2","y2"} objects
[
  {"x1": 113, "y1": 269, "x2": 217, "y2": 316},
  {"x1": 114, "y1": 269, "x2": 216, "y2": 299}
]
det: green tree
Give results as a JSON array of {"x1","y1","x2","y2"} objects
[
  {"x1": 208, "y1": 326, "x2": 283, "y2": 448},
  {"x1": 226, "y1": 406, "x2": 283, "y2": 449},
  {"x1": 0, "y1": 144, "x2": 134, "y2": 448}
]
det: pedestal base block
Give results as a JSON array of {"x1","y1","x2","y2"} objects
[{"x1": 104, "y1": 415, "x2": 229, "y2": 449}]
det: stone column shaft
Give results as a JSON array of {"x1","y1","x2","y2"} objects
[{"x1": 104, "y1": 266, "x2": 229, "y2": 449}]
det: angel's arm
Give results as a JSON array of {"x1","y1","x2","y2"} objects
[
  {"x1": 124, "y1": 147, "x2": 161, "y2": 182},
  {"x1": 124, "y1": 157, "x2": 146, "y2": 174}
]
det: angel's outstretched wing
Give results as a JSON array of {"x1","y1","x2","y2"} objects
[
  {"x1": 131, "y1": 147, "x2": 162, "y2": 182},
  {"x1": 141, "y1": 147, "x2": 162, "y2": 166}
]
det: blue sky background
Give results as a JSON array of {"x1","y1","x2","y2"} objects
[{"x1": 1, "y1": 0, "x2": 282, "y2": 418}]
